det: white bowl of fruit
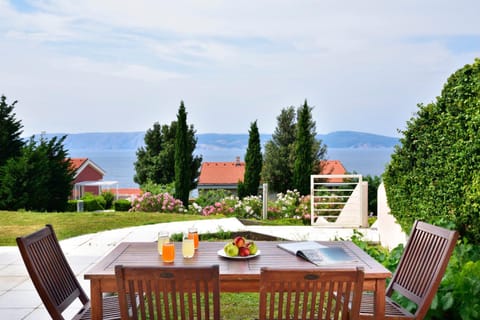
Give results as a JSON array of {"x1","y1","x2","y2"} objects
[{"x1": 218, "y1": 236, "x2": 260, "y2": 259}]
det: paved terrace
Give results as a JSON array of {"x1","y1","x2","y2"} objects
[{"x1": 0, "y1": 218, "x2": 380, "y2": 319}]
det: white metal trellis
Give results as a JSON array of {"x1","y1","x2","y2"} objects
[{"x1": 310, "y1": 174, "x2": 368, "y2": 227}]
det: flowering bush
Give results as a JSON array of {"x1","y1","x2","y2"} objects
[
  {"x1": 189, "y1": 196, "x2": 239, "y2": 216},
  {"x1": 130, "y1": 192, "x2": 185, "y2": 213},
  {"x1": 235, "y1": 195, "x2": 263, "y2": 219},
  {"x1": 266, "y1": 190, "x2": 310, "y2": 221},
  {"x1": 188, "y1": 189, "x2": 311, "y2": 221},
  {"x1": 297, "y1": 195, "x2": 311, "y2": 224}
]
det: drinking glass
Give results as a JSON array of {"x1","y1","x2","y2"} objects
[
  {"x1": 157, "y1": 231, "x2": 169, "y2": 255},
  {"x1": 162, "y1": 242, "x2": 175, "y2": 263},
  {"x1": 188, "y1": 227, "x2": 199, "y2": 250},
  {"x1": 182, "y1": 233, "x2": 195, "y2": 258}
]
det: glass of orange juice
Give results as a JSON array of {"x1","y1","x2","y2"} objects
[
  {"x1": 162, "y1": 242, "x2": 175, "y2": 263},
  {"x1": 157, "y1": 231, "x2": 169, "y2": 255},
  {"x1": 188, "y1": 227, "x2": 199, "y2": 250}
]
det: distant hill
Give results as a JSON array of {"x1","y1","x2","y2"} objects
[{"x1": 34, "y1": 130, "x2": 399, "y2": 151}]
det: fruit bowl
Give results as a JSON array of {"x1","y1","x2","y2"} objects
[
  {"x1": 220, "y1": 236, "x2": 260, "y2": 259},
  {"x1": 217, "y1": 249, "x2": 261, "y2": 260}
]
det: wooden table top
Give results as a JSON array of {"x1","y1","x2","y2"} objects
[{"x1": 84, "y1": 240, "x2": 391, "y2": 281}]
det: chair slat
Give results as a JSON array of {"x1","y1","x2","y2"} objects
[
  {"x1": 360, "y1": 220, "x2": 459, "y2": 320},
  {"x1": 17, "y1": 224, "x2": 121, "y2": 320},
  {"x1": 259, "y1": 267, "x2": 365, "y2": 320},
  {"x1": 115, "y1": 264, "x2": 221, "y2": 320}
]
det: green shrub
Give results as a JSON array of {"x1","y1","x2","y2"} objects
[
  {"x1": 141, "y1": 181, "x2": 175, "y2": 195},
  {"x1": 427, "y1": 242, "x2": 480, "y2": 320},
  {"x1": 384, "y1": 58, "x2": 480, "y2": 243},
  {"x1": 195, "y1": 189, "x2": 233, "y2": 207},
  {"x1": 102, "y1": 191, "x2": 115, "y2": 209},
  {"x1": 81, "y1": 193, "x2": 106, "y2": 211},
  {"x1": 66, "y1": 200, "x2": 77, "y2": 212},
  {"x1": 114, "y1": 199, "x2": 132, "y2": 211}
]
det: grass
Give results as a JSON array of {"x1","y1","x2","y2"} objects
[
  {"x1": 1, "y1": 210, "x2": 305, "y2": 246},
  {"x1": 220, "y1": 293, "x2": 259, "y2": 319},
  {"x1": 0, "y1": 210, "x2": 223, "y2": 246}
]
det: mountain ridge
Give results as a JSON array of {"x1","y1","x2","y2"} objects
[{"x1": 34, "y1": 130, "x2": 399, "y2": 151}]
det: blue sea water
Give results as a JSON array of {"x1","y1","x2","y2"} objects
[{"x1": 69, "y1": 148, "x2": 394, "y2": 188}]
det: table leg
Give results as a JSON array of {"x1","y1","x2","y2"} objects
[
  {"x1": 90, "y1": 279, "x2": 103, "y2": 320},
  {"x1": 375, "y1": 279, "x2": 386, "y2": 319}
]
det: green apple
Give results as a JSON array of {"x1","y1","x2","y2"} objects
[
  {"x1": 224, "y1": 242, "x2": 239, "y2": 257},
  {"x1": 247, "y1": 241, "x2": 258, "y2": 255}
]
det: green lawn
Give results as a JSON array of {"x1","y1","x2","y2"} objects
[{"x1": 0, "y1": 210, "x2": 223, "y2": 246}]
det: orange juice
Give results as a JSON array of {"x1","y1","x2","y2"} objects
[
  {"x1": 162, "y1": 242, "x2": 175, "y2": 263},
  {"x1": 188, "y1": 228, "x2": 199, "y2": 249},
  {"x1": 157, "y1": 232, "x2": 169, "y2": 255}
]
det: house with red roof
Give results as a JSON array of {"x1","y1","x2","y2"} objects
[
  {"x1": 197, "y1": 157, "x2": 245, "y2": 194},
  {"x1": 69, "y1": 158, "x2": 118, "y2": 199},
  {"x1": 197, "y1": 157, "x2": 347, "y2": 193}
]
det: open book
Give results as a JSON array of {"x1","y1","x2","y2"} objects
[{"x1": 277, "y1": 241, "x2": 357, "y2": 266}]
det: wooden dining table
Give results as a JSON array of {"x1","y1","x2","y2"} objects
[{"x1": 84, "y1": 240, "x2": 391, "y2": 320}]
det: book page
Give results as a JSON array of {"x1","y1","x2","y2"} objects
[
  {"x1": 277, "y1": 241, "x2": 327, "y2": 255},
  {"x1": 314, "y1": 247, "x2": 357, "y2": 264}
]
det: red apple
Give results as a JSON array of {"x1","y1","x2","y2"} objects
[
  {"x1": 233, "y1": 236, "x2": 246, "y2": 248},
  {"x1": 238, "y1": 246, "x2": 250, "y2": 257}
]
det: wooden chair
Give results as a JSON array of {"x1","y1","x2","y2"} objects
[
  {"x1": 359, "y1": 220, "x2": 459, "y2": 320},
  {"x1": 259, "y1": 266, "x2": 365, "y2": 320},
  {"x1": 114, "y1": 264, "x2": 220, "y2": 320},
  {"x1": 16, "y1": 224, "x2": 121, "y2": 320}
]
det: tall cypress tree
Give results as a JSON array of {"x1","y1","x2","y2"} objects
[
  {"x1": 174, "y1": 101, "x2": 191, "y2": 208},
  {"x1": 293, "y1": 100, "x2": 317, "y2": 195},
  {"x1": 241, "y1": 120, "x2": 263, "y2": 197}
]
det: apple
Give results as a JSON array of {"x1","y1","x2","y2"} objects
[
  {"x1": 247, "y1": 241, "x2": 258, "y2": 255},
  {"x1": 238, "y1": 246, "x2": 250, "y2": 257},
  {"x1": 224, "y1": 242, "x2": 239, "y2": 257},
  {"x1": 233, "y1": 236, "x2": 246, "y2": 248}
]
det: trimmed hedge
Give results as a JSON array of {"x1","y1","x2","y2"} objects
[
  {"x1": 114, "y1": 199, "x2": 132, "y2": 211},
  {"x1": 384, "y1": 58, "x2": 480, "y2": 243}
]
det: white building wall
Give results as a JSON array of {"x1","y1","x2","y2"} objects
[{"x1": 374, "y1": 182, "x2": 407, "y2": 249}]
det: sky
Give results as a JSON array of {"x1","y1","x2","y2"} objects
[{"x1": 1, "y1": 1, "x2": 479, "y2": 138}]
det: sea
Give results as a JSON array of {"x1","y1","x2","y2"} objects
[{"x1": 68, "y1": 148, "x2": 394, "y2": 188}]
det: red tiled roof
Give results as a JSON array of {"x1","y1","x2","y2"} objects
[
  {"x1": 69, "y1": 158, "x2": 106, "y2": 178},
  {"x1": 320, "y1": 160, "x2": 347, "y2": 183},
  {"x1": 106, "y1": 188, "x2": 142, "y2": 197},
  {"x1": 198, "y1": 159, "x2": 347, "y2": 186},
  {"x1": 320, "y1": 160, "x2": 347, "y2": 175},
  {"x1": 198, "y1": 160, "x2": 245, "y2": 185},
  {"x1": 69, "y1": 158, "x2": 88, "y2": 170}
]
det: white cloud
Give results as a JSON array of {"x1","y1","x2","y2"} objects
[{"x1": 1, "y1": 0, "x2": 479, "y2": 137}]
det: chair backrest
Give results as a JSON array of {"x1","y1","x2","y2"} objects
[
  {"x1": 259, "y1": 266, "x2": 365, "y2": 320},
  {"x1": 387, "y1": 220, "x2": 459, "y2": 319},
  {"x1": 16, "y1": 224, "x2": 89, "y2": 320},
  {"x1": 115, "y1": 264, "x2": 221, "y2": 320}
]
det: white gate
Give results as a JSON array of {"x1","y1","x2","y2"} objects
[{"x1": 310, "y1": 174, "x2": 368, "y2": 227}]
